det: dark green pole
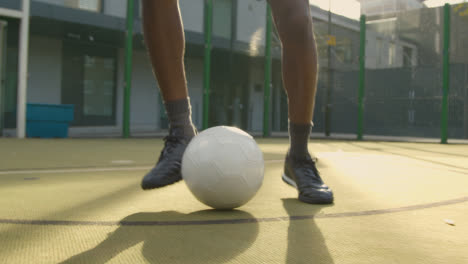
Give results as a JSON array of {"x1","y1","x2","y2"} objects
[
  {"x1": 123, "y1": 0, "x2": 134, "y2": 138},
  {"x1": 357, "y1": 15, "x2": 366, "y2": 140},
  {"x1": 263, "y1": 4, "x2": 272, "y2": 137},
  {"x1": 441, "y1": 3, "x2": 451, "y2": 144},
  {"x1": 203, "y1": 0, "x2": 213, "y2": 130},
  {"x1": 325, "y1": 4, "x2": 332, "y2": 137}
]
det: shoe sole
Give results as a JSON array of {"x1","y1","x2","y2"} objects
[
  {"x1": 282, "y1": 173, "x2": 334, "y2": 204},
  {"x1": 141, "y1": 178, "x2": 182, "y2": 190},
  {"x1": 141, "y1": 173, "x2": 182, "y2": 190},
  {"x1": 282, "y1": 173, "x2": 298, "y2": 188}
]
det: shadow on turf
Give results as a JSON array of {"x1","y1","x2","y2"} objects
[
  {"x1": 59, "y1": 210, "x2": 259, "y2": 263},
  {"x1": 282, "y1": 198, "x2": 335, "y2": 264},
  {"x1": 59, "y1": 201, "x2": 333, "y2": 263}
]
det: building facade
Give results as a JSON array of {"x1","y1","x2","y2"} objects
[
  {"x1": 358, "y1": 0, "x2": 425, "y2": 17},
  {"x1": 0, "y1": 0, "x2": 363, "y2": 137}
]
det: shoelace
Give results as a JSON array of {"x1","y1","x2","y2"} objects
[
  {"x1": 297, "y1": 156, "x2": 321, "y2": 181},
  {"x1": 158, "y1": 136, "x2": 183, "y2": 160}
]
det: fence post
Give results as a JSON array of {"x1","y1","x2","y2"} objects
[
  {"x1": 203, "y1": 0, "x2": 213, "y2": 130},
  {"x1": 441, "y1": 3, "x2": 451, "y2": 144},
  {"x1": 123, "y1": 0, "x2": 134, "y2": 138},
  {"x1": 263, "y1": 4, "x2": 273, "y2": 137},
  {"x1": 357, "y1": 15, "x2": 366, "y2": 140}
]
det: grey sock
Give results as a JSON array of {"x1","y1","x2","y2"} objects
[
  {"x1": 288, "y1": 122, "x2": 312, "y2": 159},
  {"x1": 165, "y1": 97, "x2": 196, "y2": 140}
]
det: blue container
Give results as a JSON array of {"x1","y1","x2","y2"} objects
[{"x1": 26, "y1": 104, "x2": 74, "y2": 138}]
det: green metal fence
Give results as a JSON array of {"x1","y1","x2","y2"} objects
[
  {"x1": 187, "y1": 1, "x2": 468, "y2": 142},
  {"x1": 118, "y1": 1, "x2": 467, "y2": 141},
  {"x1": 2, "y1": 1, "x2": 467, "y2": 142}
]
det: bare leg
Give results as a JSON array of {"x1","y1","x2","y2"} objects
[
  {"x1": 142, "y1": 0, "x2": 188, "y2": 102},
  {"x1": 268, "y1": 0, "x2": 318, "y2": 124},
  {"x1": 269, "y1": 0, "x2": 334, "y2": 204},
  {"x1": 141, "y1": 0, "x2": 195, "y2": 190}
]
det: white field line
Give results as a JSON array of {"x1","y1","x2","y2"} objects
[
  {"x1": 0, "y1": 160, "x2": 284, "y2": 175},
  {"x1": 0, "y1": 166, "x2": 153, "y2": 175}
]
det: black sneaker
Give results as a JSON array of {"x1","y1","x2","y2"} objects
[
  {"x1": 282, "y1": 153, "x2": 334, "y2": 204},
  {"x1": 141, "y1": 132, "x2": 191, "y2": 190}
]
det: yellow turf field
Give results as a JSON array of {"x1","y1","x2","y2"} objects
[{"x1": 0, "y1": 138, "x2": 467, "y2": 263}]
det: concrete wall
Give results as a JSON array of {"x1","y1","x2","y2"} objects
[
  {"x1": 34, "y1": 0, "x2": 66, "y2": 6},
  {"x1": 360, "y1": 0, "x2": 424, "y2": 16},
  {"x1": 212, "y1": 0, "x2": 232, "y2": 38},
  {"x1": 129, "y1": 50, "x2": 160, "y2": 132},
  {"x1": 179, "y1": 0, "x2": 204, "y2": 33},
  {"x1": 236, "y1": 0, "x2": 266, "y2": 46},
  {"x1": 33, "y1": 0, "x2": 127, "y2": 17},
  {"x1": 103, "y1": 0, "x2": 126, "y2": 18},
  {"x1": 0, "y1": 0, "x2": 22, "y2": 10}
]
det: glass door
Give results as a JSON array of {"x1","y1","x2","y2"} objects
[{"x1": 61, "y1": 41, "x2": 117, "y2": 126}]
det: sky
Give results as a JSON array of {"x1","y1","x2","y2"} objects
[{"x1": 309, "y1": 0, "x2": 468, "y2": 20}]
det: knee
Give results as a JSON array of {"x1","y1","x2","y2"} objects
[{"x1": 275, "y1": 8, "x2": 314, "y2": 45}]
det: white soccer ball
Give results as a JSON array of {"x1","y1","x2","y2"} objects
[{"x1": 182, "y1": 126, "x2": 264, "y2": 209}]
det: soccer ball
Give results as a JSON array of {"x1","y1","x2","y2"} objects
[{"x1": 182, "y1": 126, "x2": 264, "y2": 209}]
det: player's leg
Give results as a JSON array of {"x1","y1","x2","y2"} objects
[
  {"x1": 141, "y1": 0, "x2": 197, "y2": 190},
  {"x1": 268, "y1": 0, "x2": 333, "y2": 204}
]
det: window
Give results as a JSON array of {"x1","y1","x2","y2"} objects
[
  {"x1": 335, "y1": 38, "x2": 353, "y2": 64},
  {"x1": 82, "y1": 56, "x2": 115, "y2": 118},
  {"x1": 435, "y1": 32, "x2": 440, "y2": 54},
  {"x1": 376, "y1": 38, "x2": 383, "y2": 66},
  {"x1": 403, "y1": 46, "x2": 413, "y2": 67},
  {"x1": 61, "y1": 42, "x2": 117, "y2": 126},
  {"x1": 388, "y1": 42, "x2": 395, "y2": 66},
  {"x1": 64, "y1": 0, "x2": 102, "y2": 12}
]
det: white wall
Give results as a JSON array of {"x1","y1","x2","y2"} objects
[
  {"x1": 34, "y1": 0, "x2": 67, "y2": 6},
  {"x1": 129, "y1": 50, "x2": 160, "y2": 132},
  {"x1": 35, "y1": 0, "x2": 106, "y2": 12},
  {"x1": 27, "y1": 36, "x2": 62, "y2": 104},
  {"x1": 360, "y1": 0, "x2": 424, "y2": 16},
  {"x1": 179, "y1": 0, "x2": 204, "y2": 33},
  {"x1": 236, "y1": 0, "x2": 266, "y2": 48},
  {"x1": 212, "y1": 0, "x2": 232, "y2": 38},
  {"x1": 103, "y1": 0, "x2": 126, "y2": 18},
  {"x1": 34, "y1": 0, "x2": 126, "y2": 16}
]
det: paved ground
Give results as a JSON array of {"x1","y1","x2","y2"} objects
[{"x1": 0, "y1": 138, "x2": 467, "y2": 263}]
